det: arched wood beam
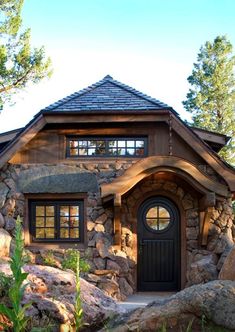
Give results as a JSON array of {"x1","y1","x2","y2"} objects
[{"x1": 101, "y1": 156, "x2": 228, "y2": 205}]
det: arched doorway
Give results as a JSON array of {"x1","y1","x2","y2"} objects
[{"x1": 137, "y1": 196, "x2": 180, "y2": 291}]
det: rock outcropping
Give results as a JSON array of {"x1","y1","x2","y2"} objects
[
  {"x1": 219, "y1": 245, "x2": 235, "y2": 281},
  {"x1": 0, "y1": 263, "x2": 123, "y2": 331},
  {"x1": 100, "y1": 280, "x2": 235, "y2": 332}
]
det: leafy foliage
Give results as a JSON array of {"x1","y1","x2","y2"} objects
[
  {"x1": 74, "y1": 251, "x2": 83, "y2": 331},
  {"x1": 183, "y1": 35, "x2": 235, "y2": 164},
  {"x1": 0, "y1": 272, "x2": 13, "y2": 297},
  {"x1": 62, "y1": 249, "x2": 90, "y2": 273},
  {"x1": 42, "y1": 250, "x2": 58, "y2": 268},
  {"x1": 0, "y1": 0, "x2": 52, "y2": 109},
  {"x1": 0, "y1": 216, "x2": 30, "y2": 331}
]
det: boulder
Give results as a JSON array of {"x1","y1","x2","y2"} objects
[
  {"x1": 114, "y1": 255, "x2": 129, "y2": 276},
  {"x1": 1, "y1": 198, "x2": 15, "y2": 216},
  {"x1": 0, "y1": 182, "x2": 9, "y2": 209},
  {"x1": 101, "y1": 280, "x2": 235, "y2": 331},
  {"x1": 0, "y1": 264, "x2": 123, "y2": 331},
  {"x1": 4, "y1": 216, "x2": 16, "y2": 232},
  {"x1": 119, "y1": 277, "x2": 133, "y2": 299},
  {"x1": 219, "y1": 245, "x2": 235, "y2": 280},
  {"x1": 97, "y1": 277, "x2": 120, "y2": 300},
  {"x1": 0, "y1": 213, "x2": 5, "y2": 228},
  {"x1": 95, "y1": 233, "x2": 112, "y2": 258},
  {"x1": 0, "y1": 229, "x2": 12, "y2": 258},
  {"x1": 187, "y1": 252, "x2": 218, "y2": 285},
  {"x1": 213, "y1": 233, "x2": 234, "y2": 254}
]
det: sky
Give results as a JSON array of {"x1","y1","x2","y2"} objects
[{"x1": 0, "y1": 0, "x2": 235, "y2": 133}]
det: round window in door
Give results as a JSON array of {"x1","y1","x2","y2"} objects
[
  {"x1": 145, "y1": 205, "x2": 171, "y2": 231},
  {"x1": 138, "y1": 196, "x2": 180, "y2": 291}
]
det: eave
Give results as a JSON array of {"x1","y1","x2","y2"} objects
[
  {"x1": 191, "y1": 126, "x2": 230, "y2": 152},
  {"x1": 0, "y1": 127, "x2": 23, "y2": 144},
  {"x1": 0, "y1": 110, "x2": 234, "y2": 192}
]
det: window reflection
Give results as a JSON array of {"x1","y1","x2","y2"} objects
[
  {"x1": 68, "y1": 137, "x2": 146, "y2": 157},
  {"x1": 145, "y1": 205, "x2": 171, "y2": 231},
  {"x1": 33, "y1": 202, "x2": 81, "y2": 241}
]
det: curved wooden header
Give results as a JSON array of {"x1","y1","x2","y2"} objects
[{"x1": 101, "y1": 156, "x2": 229, "y2": 204}]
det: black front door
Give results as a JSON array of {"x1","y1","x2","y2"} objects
[{"x1": 137, "y1": 196, "x2": 180, "y2": 291}]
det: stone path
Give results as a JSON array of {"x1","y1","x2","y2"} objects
[{"x1": 117, "y1": 292, "x2": 176, "y2": 311}]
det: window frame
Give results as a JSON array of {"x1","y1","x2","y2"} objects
[
  {"x1": 28, "y1": 198, "x2": 85, "y2": 244},
  {"x1": 143, "y1": 201, "x2": 174, "y2": 234},
  {"x1": 66, "y1": 136, "x2": 148, "y2": 158}
]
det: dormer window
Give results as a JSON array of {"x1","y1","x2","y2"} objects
[{"x1": 66, "y1": 137, "x2": 147, "y2": 158}]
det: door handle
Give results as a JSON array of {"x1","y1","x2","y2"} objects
[{"x1": 138, "y1": 241, "x2": 145, "y2": 255}]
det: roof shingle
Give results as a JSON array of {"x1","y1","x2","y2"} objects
[{"x1": 42, "y1": 75, "x2": 171, "y2": 112}]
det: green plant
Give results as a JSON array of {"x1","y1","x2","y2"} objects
[
  {"x1": 42, "y1": 250, "x2": 57, "y2": 267},
  {"x1": 185, "y1": 318, "x2": 194, "y2": 332},
  {"x1": 0, "y1": 216, "x2": 31, "y2": 331},
  {"x1": 158, "y1": 321, "x2": 167, "y2": 332},
  {"x1": 74, "y1": 250, "x2": 83, "y2": 331},
  {"x1": 0, "y1": 272, "x2": 13, "y2": 297},
  {"x1": 201, "y1": 314, "x2": 207, "y2": 332},
  {"x1": 62, "y1": 249, "x2": 90, "y2": 273}
]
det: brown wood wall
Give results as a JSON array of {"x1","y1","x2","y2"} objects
[{"x1": 9, "y1": 122, "x2": 205, "y2": 165}]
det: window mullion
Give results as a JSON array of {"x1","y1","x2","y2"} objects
[
  {"x1": 56, "y1": 203, "x2": 60, "y2": 240},
  {"x1": 105, "y1": 138, "x2": 108, "y2": 156},
  {"x1": 157, "y1": 206, "x2": 159, "y2": 231}
]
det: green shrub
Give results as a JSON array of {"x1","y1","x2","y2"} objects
[
  {"x1": 42, "y1": 251, "x2": 58, "y2": 267},
  {"x1": 62, "y1": 249, "x2": 90, "y2": 273},
  {"x1": 0, "y1": 216, "x2": 31, "y2": 332}
]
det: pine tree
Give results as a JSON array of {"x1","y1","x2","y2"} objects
[
  {"x1": 183, "y1": 36, "x2": 235, "y2": 164},
  {"x1": 0, "y1": 0, "x2": 52, "y2": 109}
]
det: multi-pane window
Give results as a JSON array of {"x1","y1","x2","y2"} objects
[
  {"x1": 145, "y1": 205, "x2": 171, "y2": 231},
  {"x1": 30, "y1": 200, "x2": 83, "y2": 242},
  {"x1": 67, "y1": 137, "x2": 147, "y2": 157}
]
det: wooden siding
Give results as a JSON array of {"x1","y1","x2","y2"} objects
[
  {"x1": 172, "y1": 131, "x2": 205, "y2": 165},
  {"x1": 10, "y1": 122, "x2": 206, "y2": 166}
]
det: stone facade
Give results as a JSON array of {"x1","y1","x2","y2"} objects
[{"x1": 0, "y1": 161, "x2": 234, "y2": 300}]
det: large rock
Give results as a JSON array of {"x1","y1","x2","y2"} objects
[
  {"x1": 0, "y1": 229, "x2": 12, "y2": 258},
  {"x1": 187, "y1": 252, "x2": 218, "y2": 285},
  {"x1": 102, "y1": 280, "x2": 235, "y2": 331},
  {"x1": 4, "y1": 216, "x2": 16, "y2": 232},
  {"x1": 0, "y1": 182, "x2": 9, "y2": 209},
  {"x1": 0, "y1": 213, "x2": 5, "y2": 228},
  {"x1": 95, "y1": 233, "x2": 112, "y2": 258},
  {"x1": 213, "y1": 232, "x2": 234, "y2": 254},
  {"x1": 219, "y1": 245, "x2": 235, "y2": 280},
  {"x1": 119, "y1": 277, "x2": 133, "y2": 299},
  {"x1": 0, "y1": 264, "x2": 123, "y2": 330},
  {"x1": 17, "y1": 165, "x2": 99, "y2": 193}
]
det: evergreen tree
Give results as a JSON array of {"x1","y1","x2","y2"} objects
[
  {"x1": 183, "y1": 36, "x2": 235, "y2": 164},
  {"x1": 0, "y1": 0, "x2": 52, "y2": 109}
]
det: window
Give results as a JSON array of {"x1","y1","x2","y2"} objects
[
  {"x1": 67, "y1": 137, "x2": 147, "y2": 157},
  {"x1": 145, "y1": 205, "x2": 171, "y2": 232},
  {"x1": 30, "y1": 200, "x2": 84, "y2": 242}
]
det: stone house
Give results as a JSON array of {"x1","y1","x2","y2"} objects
[{"x1": 0, "y1": 75, "x2": 234, "y2": 299}]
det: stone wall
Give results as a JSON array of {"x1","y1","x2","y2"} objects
[{"x1": 0, "y1": 162, "x2": 234, "y2": 300}]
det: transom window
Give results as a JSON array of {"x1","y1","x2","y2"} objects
[
  {"x1": 30, "y1": 200, "x2": 83, "y2": 242},
  {"x1": 145, "y1": 205, "x2": 171, "y2": 231},
  {"x1": 67, "y1": 137, "x2": 147, "y2": 157}
]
